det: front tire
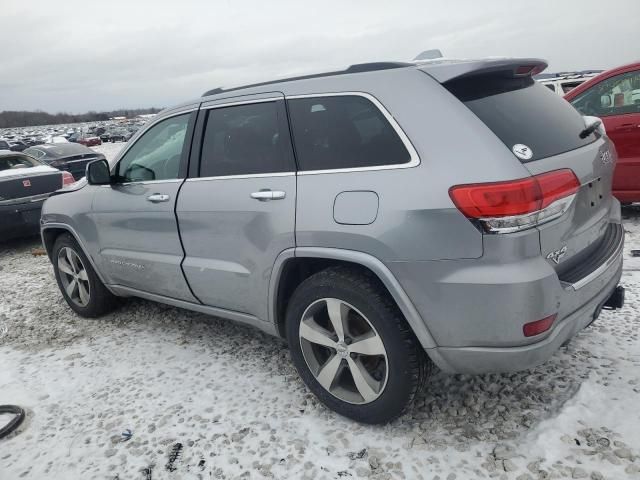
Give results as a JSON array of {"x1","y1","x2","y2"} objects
[
  {"x1": 52, "y1": 233, "x2": 118, "y2": 318},
  {"x1": 286, "y1": 266, "x2": 430, "y2": 424}
]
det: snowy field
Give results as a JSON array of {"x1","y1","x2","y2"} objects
[{"x1": 0, "y1": 153, "x2": 639, "y2": 478}]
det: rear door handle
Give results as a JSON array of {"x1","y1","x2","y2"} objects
[
  {"x1": 250, "y1": 190, "x2": 286, "y2": 201},
  {"x1": 147, "y1": 194, "x2": 170, "y2": 203}
]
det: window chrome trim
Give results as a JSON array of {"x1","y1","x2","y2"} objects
[
  {"x1": 201, "y1": 97, "x2": 283, "y2": 110},
  {"x1": 99, "y1": 178, "x2": 184, "y2": 188},
  {"x1": 286, "y1": 91, "x2": 421, "y2": 175},
  {"x1": 186, "y1": 172, "x2": 295, "y2": 182}
]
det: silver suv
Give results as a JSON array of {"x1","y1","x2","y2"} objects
[{"x1": 41, "y1": 58, "x2": 625, "y2": 424}]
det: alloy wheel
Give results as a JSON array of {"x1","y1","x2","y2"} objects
[
  {"x1": 57, "y1": 247, "x2": 91, "y2": 307},
  {"x1": 298, "y1": 298, "x2": 389, "y2": 405}
]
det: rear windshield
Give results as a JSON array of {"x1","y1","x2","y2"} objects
[
  {"x1": 0, "y1": 155, "x2": 40, "y2": 171},
  {"x1": 445, "y1": 75, "x2": 595, "y2": 162}
]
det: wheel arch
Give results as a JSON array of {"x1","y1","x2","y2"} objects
[
  {"x1": 269, "y1": 247, "x2": 438, "y2": 350},
  {"x1": 41, "y1": 223, "x2": 114, "y2": 294}
]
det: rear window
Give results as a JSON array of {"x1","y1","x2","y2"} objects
[
  {"x1": 288, "y1": 95, "x2": 411, "y2": 171},
  {"x1": 0, "y1": 154, "x2": 40, "y2": 171},
  {"x1": 446, "y1": 76, "x2": 595, "y2": 162}
]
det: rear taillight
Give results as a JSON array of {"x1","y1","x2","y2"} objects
[
  {"x1": 61, "y1": 171, "x2": 75, "y2": 187},
  {"x1": 449, "y1": 169, "x2": 580, "y2": 234},
  {"x1": 523, "y1": 314, "x2": 557, "y2": 337}
]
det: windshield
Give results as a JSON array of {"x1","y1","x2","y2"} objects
[{"x1": 445, "y1": 75, "x2": 596, "y2": 162}]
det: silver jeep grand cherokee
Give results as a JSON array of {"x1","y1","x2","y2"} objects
[{"x1": 41, "y1": 58, "x2": 625, "y2": 424}]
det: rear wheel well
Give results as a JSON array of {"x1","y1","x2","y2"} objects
[{"x1": 275, "y1": 258, "x2": 395, "y2": 337}]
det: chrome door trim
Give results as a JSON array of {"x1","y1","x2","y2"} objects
[
  {"x1": 185, "y1": 172, "x2": 295, "y2": 182},
  {"x1": 100, "y1": 178, "x2": 184, "y2": 188},
  {"x1": 286, "y1": 91, "x2": 421, "y2": 175},
  {"x1": 201, "y1": 97, "x2": 283, "y2": 110}
]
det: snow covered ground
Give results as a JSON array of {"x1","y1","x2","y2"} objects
[{"x1": 0, "y1": 201, "x2": 639, "y2": 479}]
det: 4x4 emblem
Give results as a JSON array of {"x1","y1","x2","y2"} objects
[{"x1": 546, "y1": 245, "x2": 568, "y2": 264}]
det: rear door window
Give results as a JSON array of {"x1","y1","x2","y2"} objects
[
  {"x1": 287, "y1": 95, "x2": 411, "y2": 171},
  {"x1": 199, "y1": 101, "x2": 295, "y2": 177},
  {"x1": 446, "y1": 76, "x2": 596, "y2": 162}
]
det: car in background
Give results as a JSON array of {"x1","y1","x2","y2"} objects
[
  {"x1": 537, "y1": 71, "x2": 601, "y2": 95},
  {"x1": 44, "y1": 135, "x2": 69, "y2": 144},
  {"x1": 105, "y1": 128, "x2": 132, "y2": 142},
  {"x1": 77, "y1": 136, "x2": 102, "y2": 147},
  {"x1": 9, "y1": 141, "x2": 28, "y2": 152},
  {"x1": 565, "y1": 62, "x2": 640, "y2": 203},
  {"x1": 0, "y1": 152, "x2": 74, "y2": 241},
  {"x1": 23, "y1": 143, "x2": 106, "y2": 180},
  {"x1": 0, "y1": 140, "x2": 11, "y2": 150}
]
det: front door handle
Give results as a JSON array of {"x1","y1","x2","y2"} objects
[
  {"x1": 250, "y1": 190, "x2": 286, "y2": 201},
  {"x1": 147, "y1": 193, "x2": 170, "y2": 203}
]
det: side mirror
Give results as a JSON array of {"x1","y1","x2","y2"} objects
[
  {"x1": 600, "y1": 95, "x2": 612, "y2": 108},
  {"x1": 86, "y1": 158, "x2": 111, "y2": 185}
]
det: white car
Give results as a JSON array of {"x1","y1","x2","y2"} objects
[{"x1": 538, "y1": 72, "x2": 600, "y2": 95}]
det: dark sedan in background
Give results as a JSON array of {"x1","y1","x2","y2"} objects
[
  {"x1": 23, "y1": 143, "x2": 106, "y2": 180},
  {"x1": 0, "y1": 152, "x2": 74, "y2": 241}
]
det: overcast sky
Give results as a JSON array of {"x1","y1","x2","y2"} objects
[{"x1": 1, "y1": 0, "x2": 638, "y2": 113}]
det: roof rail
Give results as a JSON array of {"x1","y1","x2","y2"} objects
[{"x1": 202, "y1": 62, "x2": 413, "y2": 97}]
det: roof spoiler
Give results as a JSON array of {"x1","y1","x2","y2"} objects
[{"x1": 420, "y1": 58, "x2": 548, "y2": 83}]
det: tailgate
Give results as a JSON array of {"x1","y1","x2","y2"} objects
[
  {"x1": 525, "y1": 139, "x2": 616, "y2": 273},
  {"x1": 438, "y1": 63, "x2": 616, "y2": 270}
]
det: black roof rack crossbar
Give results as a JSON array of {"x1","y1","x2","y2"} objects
[{"x1": 202, "y1": 62, "x2": 413, "y2": 97}]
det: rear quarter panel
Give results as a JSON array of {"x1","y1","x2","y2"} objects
[{"x1": 291, "y1": 68, "x2": 534, "y2": 262}]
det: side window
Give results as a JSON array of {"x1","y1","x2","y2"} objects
[
  {"x1": 199, "y1": 101, "x2": 294, "y2": 177},
  {"x1": 287, "y1": 95, "x2": 411, "y2": 171},
  {"x1": 561, "y1": 81, "x2": 582, "y2": 94},
  {"x1": 115, "y1": 113, "x2": 190, "y2": 182},
  {"x1": 571, "y1": 71, "x2": 640, "y2": 117}
]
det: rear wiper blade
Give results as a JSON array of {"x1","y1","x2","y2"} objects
[{"x1": 579, "y1": 119, "x2": 602, "y2": 139}]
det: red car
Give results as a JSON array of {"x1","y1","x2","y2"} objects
[
  {"x1": 77, "y1": 136, "x2": 102, "y2": 147},
  {"x1": 564, "y1": 61, "x2": 640, "y2": 203}
]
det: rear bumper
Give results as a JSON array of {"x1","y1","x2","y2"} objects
[
  {"x1": 0, "y1": 199, "x2": 45, "y2": 240},
  {"x1": 387, "y1": 216, "x2": 624, "y2": 374},
  {"x1": 428, "y1": 261, "x2": 622, "y2": 374}
]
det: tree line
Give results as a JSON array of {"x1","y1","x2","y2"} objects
[{"x1": 0, "y1": 108, "x2": 163, "y2": 129}]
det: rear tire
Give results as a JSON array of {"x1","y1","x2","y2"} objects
[
  {"x1": 52, "y1": 233, "x2": 118, "y2": 318},
  {"x1": 286, "y1": 266, "x2": 431, "y2": 424}
]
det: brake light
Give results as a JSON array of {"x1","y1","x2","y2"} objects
[
  {"x1": 61, "y1": 171, "x2": 75, "y2": 187},
  {"x1": 514, "y1": 64, "x2": 546, "y2": 77},
  {"x1": 449, "y1": 169, "x2": 580, "y2": 233},
  {"x1": 523, "y1": 314, "x2": 557, "y2": 337}
]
